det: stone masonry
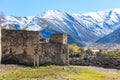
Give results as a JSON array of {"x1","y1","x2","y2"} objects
[{"x1": 0, "y1": 29, "x2": 69, "y2": 66}]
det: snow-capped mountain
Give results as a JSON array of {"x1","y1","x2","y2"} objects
[
  {"x1": 96, "y1": 27, "x2": 120, "y2": 44},
  {"x1": 1, "y1": 8, "x2": 120, "y2": 46}
]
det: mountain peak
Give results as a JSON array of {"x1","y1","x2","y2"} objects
[
  {"x1": 1, "y1": 8, "x2": 120, "y2": 46},
  {"x1": 41, "y1": 10, "x2": 65, "y2": 18}
]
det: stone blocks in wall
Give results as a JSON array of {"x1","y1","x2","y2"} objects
[
  {"x1": 39, "y1": 43, "x2": 69, "y2": 65},
  {"x1": 1, "y1": 29, "x2": 39, "y2": 65},
  {"x1": 0, "y1": 29, "x2": 69, "y2": 66},
  {"x1": 50, "y1": 34, "x2": 67, "y2": 44}
]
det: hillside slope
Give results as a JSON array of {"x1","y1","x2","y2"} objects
[
  {"x1": 96, "y1": 27, "x2": 120, "y2": 43},
  {"x1": 1, "y1": 9, "x2": 120, "y2": 46}
]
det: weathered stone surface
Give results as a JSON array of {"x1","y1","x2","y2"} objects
[
  {"x1": 38, "y1": 43, "x2": 69, "y2": 65},
  {"x1": 0, "y1": 29, "x2": 69, "y2": 66},
  {"x1": 1, "y1": 29, "x2": 39, "y2": 66},
  {"x1": 50, "y1": 34, "x2": 67, "y2": 44}
]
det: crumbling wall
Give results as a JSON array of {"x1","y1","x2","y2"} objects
[
  {"x1": 1, "y1": 29, "x2": 39, "y2": 66},
  {"x1": 1, "y1": 29, "x2": 69, "y2": 66},
  {"x1": 38, "y1": 43, "x2": 69, "y2": 65}
]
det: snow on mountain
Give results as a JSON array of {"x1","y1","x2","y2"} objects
[
  {"x1": 1, "y1": 8, "x2": 120, "y2": 46},
  {"x1": 72, "y1": 8, "x2": 120, "y2": 36},
  {"x1": 42, "y1": 10, "x2": 66, "y2": 21}
]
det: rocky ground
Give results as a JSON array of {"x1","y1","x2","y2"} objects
[{"x1": 70, "y1": 57, "x2": 120, "y2": 69}]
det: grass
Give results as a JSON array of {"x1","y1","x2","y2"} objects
[{"x1": 0, "y1": 65, "x2": 120, "y2": 80}]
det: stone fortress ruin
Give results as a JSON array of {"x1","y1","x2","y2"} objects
[{"x1": 0, "y1": 28, "x2": 69, "y2": 66}]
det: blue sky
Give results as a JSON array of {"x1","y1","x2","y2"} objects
[{"x1": 0, "y1": 0, "x2": 120, "y2": 16}]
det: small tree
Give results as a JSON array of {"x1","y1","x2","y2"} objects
[{"x1": 69, "y1": 43, "x2": 80, "y2": 56}]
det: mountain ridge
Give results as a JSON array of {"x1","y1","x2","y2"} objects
[
  {"x1": 1, "y1": 8, "x2": 120, "y2": 46},
  {"x1": 96, "y1": 27, "x2": 120, "y2": 43}
]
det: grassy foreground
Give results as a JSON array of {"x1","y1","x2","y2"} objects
[{"x1": 0, "y1": 65, "x2": 120, "y2": 80}]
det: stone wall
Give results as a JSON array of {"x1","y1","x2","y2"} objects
[
  {"x1": 38, "y1": 43, "x2": 69, "y2": 65},
  {"x1": 50, "y1": 34, "x2": 67, "y2": 44},
  {"x1": 0, "y1": 29, "x2": 69, "y2": 66},
  {"x1": 1, "y1": 29, "x2": 39, "y2": 66},
  {"x1": 0, "y1": 28, "x2": 1, "y2": 63}
]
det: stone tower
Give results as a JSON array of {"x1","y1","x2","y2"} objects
[{"x1": 50, "y1": 34, "x2": 67, "y2": 44}]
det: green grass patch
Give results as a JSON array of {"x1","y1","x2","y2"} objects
[
  {"x1": 69, "y1": 69, "x2": 106, "y2": 80},
  {"x1": 0, "y1": 65, "x2": 120, "y2": 80}
]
